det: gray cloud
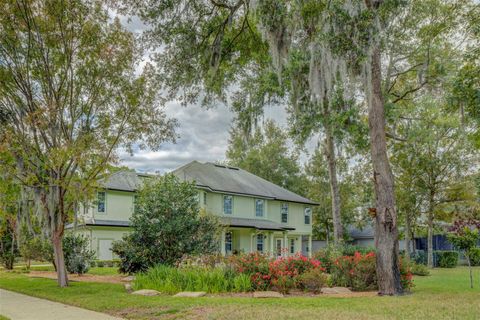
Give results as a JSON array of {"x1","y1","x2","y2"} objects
[{"x1": 119, "y1": 101, "x2": 235, "y2": 173}]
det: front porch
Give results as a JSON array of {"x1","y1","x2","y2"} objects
[{"x1": 219, "y1": 217, "x2": 312, "y2": 257}]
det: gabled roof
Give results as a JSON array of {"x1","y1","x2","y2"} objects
[
  {"x1": 172, "y1": 161, "x2": 318, "y2": 205},
  {"x1": 98, "y1": 170, "x2": 151, "y2": 192}
]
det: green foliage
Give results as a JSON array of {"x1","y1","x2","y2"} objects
[
  {"x1": 409, "y1": 262, "x2": 430, "y2": 276},
  {"x1": 62, "y1": 234, "x2": 95, "y2": 275},
  {"x1": 436, "y1": 251, "x2": 459, "y2": 268},
  {"x1": 297, "y1": 268, "x2": 328, "y2": 293},
  {"x1": 0, "y1": 222, "x2": 17, "y2": 270},
  {"x1": 112, "y1": 174, "x2": 220, "y2": 273},
  {"x1": 134, "y1": 265, "x2": 252, "y2": 294},
  {"x1": 468, "y1": 248, "x2": 480, "y2": 267}
]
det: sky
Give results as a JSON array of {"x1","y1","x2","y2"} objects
[{"x1": 116, "y1": 15, "x2": 293, "y2": 173}]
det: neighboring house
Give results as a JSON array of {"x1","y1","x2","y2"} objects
[
  {"x1": 69, "y1": 161, "x2": 317, "y2": 260},
  {"x1": 311, "y1": 225, "x2": 406, "y2": 252}
]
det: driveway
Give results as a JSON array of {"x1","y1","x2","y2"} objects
[{"x1": 0, "y1": 289, "x2": 123, "y2": 320}]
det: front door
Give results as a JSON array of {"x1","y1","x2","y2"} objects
[{"x1": 275, "y1": 238, "x2": 283, "y2": 257}]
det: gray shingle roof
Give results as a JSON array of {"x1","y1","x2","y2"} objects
[
  {"x1": 172, "y1": 161, "x2": 318, "y2": 205},
  {"x1": 98, "y1": 171, "x2": 151, "y2": 191},
  {"x1": 220, "y1": 217, "x2": 295, "y2": 231},
  {"x1": 65, "y1": 219, "x2": 131, "y2": 229},
  {"x1": 348, "y1": 225, "x2": 374, "y2": 239}
]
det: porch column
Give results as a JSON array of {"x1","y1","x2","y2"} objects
[
  {"x1": 270, "y1": 232, "x2": 274, "y2": 256},
  {"x1": 308, "y1": 234, "x2": 313, "y2": 258},
  {"x1": 220, "y1": 229, "x2": 226, "y2": 256},
  {"x1": 283, "y1": 232, "x2": 288, "y2": 257},
  {"x1": 250, "y1": 231, "x2": 255, "y2": 253}
]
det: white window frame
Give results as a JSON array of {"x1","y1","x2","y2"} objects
[
  {"x1": 97, "y1": 191, "x2": 106, "y2": 214},
  {"x1": 225, "y1": 231, "x2": 233, "y2": 253},
  {"x1": 256, "y1": 234, "x2": 264, "y2": 252},
  {"x1": 223, "y1": 195, "x2": 233, "y2": 215},
  {"x1": 304, "y1": 207, "x2": 312, "y2": 225},
  {"x1": 281, "y1": 203, "x2": 288, "y2": 223},
  {"x1": 255, "y1": 199, "x2": 264, "y2": 217},
  {"x1": 290, "y1": 238, "x2": 295, "y2": 254}
]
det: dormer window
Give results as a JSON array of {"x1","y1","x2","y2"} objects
[
  {"x1": 304, "y1": 207, "x2": 312, "y2": 225},
  {"x1": 255, "y1": 199, "x2": 264, "y2": 217},
  {"x1": 97, "y1": 191, "x2": 106, "y2": 213},
  {"x1": 223, "y1": 195, "x2": 233, "y2": 214}
]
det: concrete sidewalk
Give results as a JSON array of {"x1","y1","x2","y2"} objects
[{"x1": 0, "y1": 289, "x2": 123, "y2": 320}]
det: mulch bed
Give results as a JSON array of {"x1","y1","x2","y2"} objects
[{"x1": 27, "y1": 271, "x2": 126, "y2": 284}]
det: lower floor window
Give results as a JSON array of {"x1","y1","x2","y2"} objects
[
  {"x1": 225, "y1": 232, "x2": 232, "y2": 253},
  {"x1": 290, "y1": 238, "x2": 295, "y2": 254},
  {"x1": 276, "y1": 239, "x2": 282, "y2": 256},
  {"x1": 257, "y1": 234, "x2": 264, "y2": 252}
]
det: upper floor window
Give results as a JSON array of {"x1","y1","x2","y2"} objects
[
  {"x1": 223, "y1": 195, "x2": 233, "y2": 214},
  {"x1": 304, "y1": 207, "x2": 312, "y2": 225},
  {"x1": 281, "y1": 203, "x2": 288, "y2": 223},
  {"x1": 255, "y1": 199, "x2": 264, "y2": 217},
  {"x1": 257, "y1": 234, "x2": 264, "y2": 252},
  {"x1": 97, "y1": 191, "x2": 106, "y2": 213},
  {"x1": 290, "y1": 238, "x2": 295, "y2": 254},
  {"x1": 203, "y1": 192, "x2": 207, "y2": 206},
  {"x1": 133, "y1": 194, "x2": 139, "y2": 214},
  {"x1": 225, "y1": 232, "x2": 232, "y2": 253}
]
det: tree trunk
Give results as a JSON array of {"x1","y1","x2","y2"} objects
[
  {"x1": 324, "y1": 124, "x2": 343, "y2": 244},
  {"x1": 427, "y1": 193, "x2": 435, "y2": 268},
  {"x1": 405, "y1": 213, "x2": 411, "y2": 260},
  {"x1": 367, "y1": 45, "x2": 403, "y2": 295},
  {"x1": 466, "y1": 255, "x2": 473, "y2": 289},
  {"x1": 52, "y1": 233, "x2": 68, "y2": 287}
]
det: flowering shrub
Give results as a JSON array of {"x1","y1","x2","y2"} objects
[
  {"x1": 268, "y1": 254, "x2": 324, "y2": 293},
  {"x1": 331, "y1": 251, "x2": 377, "y2": 291},
  {"x1": 230, "y1": 252, "x2": 325, "y2": 293},
  {"x1": 298, "y1": 268, "x2": 328, "y2": 293},
  {"x1": 331, "y1": 251, "x2": 414, "y2": 292},
  {"x1": 399, "y1": 257, "x2": 414, "y2": 290}
]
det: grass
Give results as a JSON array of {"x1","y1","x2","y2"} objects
[
  {"x1": 0, "y1": 315, "x2": 11, "y2": 320},
  {"x1": 0, "y1": 267, "x2": 479, "y2": 319}
]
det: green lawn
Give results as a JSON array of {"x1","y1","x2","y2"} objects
[{"x1": 0, "y1": 267, "x2": 479, "y2": 319}]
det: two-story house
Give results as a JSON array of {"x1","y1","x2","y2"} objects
[{"x1": 70, "y1": 161, "x2": 317, "y2": 260}]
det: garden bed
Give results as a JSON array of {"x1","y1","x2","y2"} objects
[{"x1": 27, "y1": 271, "x2": 126, "y2": 284}]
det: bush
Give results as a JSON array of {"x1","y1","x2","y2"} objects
[
  {"x1": 268, "y1": 254, "x2": 323, "y2": 294},
  {"x1": 313, "y1": 245, "x2": 343, "y2": 273},
  {"x1": 134, "y1": 264, "x2": 252, "y2": 294},
  {"x1": 468, "y1": 247, "x2": 480, "y2": 266},
  {"x1": 436, "y1": 251, "x2": 458, "y2": 268},
  {"x1": 330, "y1": 252, "x2": 377, "y2": 291},
  {"x1": 409, "y1": 262, "x2": 430, "y2": 276},
  {"x1": 411, "y1": 251, "x2": 427, "y2": 265},
  {"x1": 112, "y1": 174, "x2": 220, "y2": 273},
  {"x1": 298, "y1": 268, "x2": 328, "y2": 293},
  {"x1": 63, "y1": 234, "x2": 95, "y2": 275},
  {"x1": 111, "y1": 238, "x2": 149, "y2": 274},
  {"x1": 341, "y1": 244, "x2": 376, "y2": 256}
]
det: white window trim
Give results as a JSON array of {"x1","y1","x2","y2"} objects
[
  {"x1": 256, "y1": 234, "x2": 264, "y2": 252},
  {"x1": 223, "y1": 194, "x2": 233, "y2": 215},
  {"x1": 281, "y1": 203, "x2": 288, "y2": 223},
  {"x1": 97, "y1": 191, "x2": 106, "y2": 214},
  {"x1": 304, "y1": 207, "x2": 312, "y2": 225},
  {"x1": 289, "y1": 238, "x2": 295, "y2": 254},
  {"x1": 255, "y1": 199, "x2": 265, "y2": 218}
]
